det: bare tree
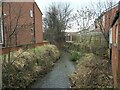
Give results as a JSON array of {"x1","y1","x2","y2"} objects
[
  {"x1": 91, "y1": 0, "x2": 117, "y2": 45},
  {"x1": 73, "y1": 6, "x2": 96, "y2": 52},
  {"x1": 74, "y1": 6, "x2": 96, "y2": 31},
  {"x1": 3, "y1": 2, "x2": 34, "y2": 64},
  {"x1": 43, "y1": 3, "x2": 72, "y2": 49},
  {"x1": 2, "y1": 2, "x2": 36, "y2": 87}
]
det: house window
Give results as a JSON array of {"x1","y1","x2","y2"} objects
[
  {"x1": 103, "y1": 15, "x2": 105, "y2": 22},
  {"x1": 116, "y1": 25, "x2": 118, "y2": 44},
  {"x1": 0, "y1": 18, "x2": 3, "y2": 44},
  {"x1": 102, "y1": 15, "x2": 105, "y2": 26},
  {"x1": 109, "y1": 28, "x2": 112, "y2": 44},
  {"x1": 29, "y1": 10, "x2": 33, "y2": 17}
]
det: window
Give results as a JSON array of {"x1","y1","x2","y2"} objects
[
  {"x1": 29, "y1": 10, "x2": 33, "y2": 17},
  {"x1": 102, "y1": 15, "x2": 105, "y2": 22},
  {"x1": 102, "y1": 15, "x2": 105, "y2": 26},
  {"x1": 109, "y1": 28, "x2": 112, "y2": 44},
  {"x1": 116, "y1": 25, "x2": 118, "y2": 44},
  {"x1": 0, "y1": 17, "x2": 3, "y2": 44}
]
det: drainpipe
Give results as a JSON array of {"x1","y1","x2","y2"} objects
[
  {"x1": 2, "y1": 1, "x2": 5, "y2": 47},
  {"x1": 33, "y1": 2, "x2": 36, "y2": 44},
  {"x1": 0, "y1": 1, "x2": 3, "y2": 89}
]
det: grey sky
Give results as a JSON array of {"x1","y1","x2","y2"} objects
[
  {"x1": 35, "y1": 0, "x2": 119, "y2": 32},
  {"x1": 35, "y1": 0, "x2": 119, "y2": 15},
  {"x1": 35, "y1": 0, "x2": 94, "y2": 14}
]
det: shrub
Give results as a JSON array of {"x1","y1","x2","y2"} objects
[
  {"x1": 2, "y1": 44, "x2": 60, "y2": 88},
  {"x1": 71, "y1": 51, "x2": 81, "y2": 62},
  {"x1": 70, "y1": 53, "x2": 113, "y2": 88},
  {"x1": 65, "y1": 34, "x2": 109, "y2": 58}
]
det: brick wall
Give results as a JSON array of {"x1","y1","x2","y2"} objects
[
  {"x1": 0, "y1": 41, "x2": 49, "y2": 54},
  {"x1": 104, "y1": 6, "x2": 118, "y2": 32},
  {"x1": 111, "y1": 20, "x2": 119, "y2": 87},
  {"x1": 3, "y1": 2, "x2": 43, "y2": 48},
  {"x1": 34, "y1": 2, "x2": 43, "y2": 43},
  {"x1": 111, "y1": 13, "x2": 120, "y2": 87},
  {"x1": 95, "y1": 5, "x2": 118, "y2": 33}
]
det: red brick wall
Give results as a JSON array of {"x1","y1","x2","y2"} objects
[
  {"x1": 111, "y1": 17, "x2": 120, "y2": 87},
  {"x1": 3, "y1": 2, "x2": 34, "y2": 46},
  {"x1": 0, "y1": 41, "x2": 49, "y2": 54},
  {"x1": 3, "y1": 2, "x2": 43, "y2": 47},
  {"x1": 112, "y1": 20, "x2": 118, "y2": 87},
  {"x1": 96, "y1": 5, "x2": 118, "y2": 33},
  {"x1": 34, "y1": 3, "x2": 43, "y2": 43},
  {"x1": 104, "y1": 6, "x2": 118, "y2": 32}
]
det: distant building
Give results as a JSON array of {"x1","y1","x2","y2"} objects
[
  {"x1": 78, "y1": 24, "x2": 102, "y2": 37},
  {"x1": 65, "y1": 32, "x2": 79, "y2": 42}
]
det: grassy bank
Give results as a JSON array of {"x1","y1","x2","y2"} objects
[
  {"x1": 69, "y1": 53, "x2": 113, "y2": 88},
  {"x1": 2, "y1": 44, "x2": 60, "y2": 88}
]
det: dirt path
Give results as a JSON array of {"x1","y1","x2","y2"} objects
[{"x1": 31, "y1": 52, "x2": 75, "y2": 88}]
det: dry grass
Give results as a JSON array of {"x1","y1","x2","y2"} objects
[
  {"x1": 70, "y1": 53, "x2": 113, "y2": 88},
  {"x1": 2, "y1": 44, "x2": 60, "y2": 88}
]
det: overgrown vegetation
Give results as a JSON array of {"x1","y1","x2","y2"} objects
[
  {"x1": 66, "y1": 33, "x2": 109, "y2": 59},
  {"x1": 65, "y1": 32, "x2": 112, "y2": 88},
  {"x1": 2, "y1": 44, "x2": 60, "y2": 88},
  {"x1": 43, "y1": 3, "x2": 72, "y2": 48},
  {"x1": 70, "y1": 53, "x2": 113, "y2": 88},
  {"x1": 70, "y1": 51, "x2": 82, "y2": 62}
]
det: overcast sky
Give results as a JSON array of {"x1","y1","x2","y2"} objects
[
  {"x1": 35, "y1": 0, "x2": 119, "y2": 32},
  {"x1": 35, "y1": 0, "x2": 96, "y2": 14},
  {"x1": 35, "y1": 0, "x2": 119, "y2": 15}
]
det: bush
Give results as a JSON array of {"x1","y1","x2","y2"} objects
[
  {"x1": 2, "y1": 44, "x2": 60, "y2": 88},
  {"x1": 70, "y1": 53, "x2": 113, "y2": 88},
  {"x1": 65, "y1": 34, "x2": 109, "y2": 58},
  {"x1": 70, "y1": 51, "x2": 81, "y2": 62}
]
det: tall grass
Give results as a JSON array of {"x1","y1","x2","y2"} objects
[{"x1": 2, "y1": 44, "x2": 60, "y2": 88}]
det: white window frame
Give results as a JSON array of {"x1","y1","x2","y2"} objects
[
  {"x1": 0, "y1": 17, "x2": 3, "y2": 44},
  {"x1": 102, "y1": 15, "x2": 105, "y2": 27},
  {"x1": 109, "y1": 28, "x2": 112, "y2": 44},
  {"x1": 29, "y1": 10, "x2": 33, "y2": 18},
  {"x1": 116, "y1": 26, "x2": 118, "y2": 44}
]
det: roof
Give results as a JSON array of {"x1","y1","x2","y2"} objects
[
  {"x1": 111, "y1": 10, "x2": 119, "y2": 27},
  {"x1": 97, "y1": 2, "x2": 119, "y2": 20},
  {"x1": 111, "y1": 1, "x2": 120, "y2": 27},
  {"x1": 34, "y1": 2, "x2": 43, "y2": 15}
]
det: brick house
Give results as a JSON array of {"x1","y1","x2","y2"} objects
[
  {"x1": 95, "y1": 2, "x2": 120, "y2": 87},
  {"x1": 0, "y1": 1, "x2": 44, "y2": 53},
  {"x1": 65, "y1": 32, "x2": 80, "y2": 42},
  {"x1": 111, "y1": 2, "x2": 120, "y2": 87},
  {"x1": 95, "y1": 3, "x2": 118, "y2": 33}
]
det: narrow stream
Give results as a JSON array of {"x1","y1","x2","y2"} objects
[{"x1": 31, "y1": 52, "x2": 75, "y2": 88}]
